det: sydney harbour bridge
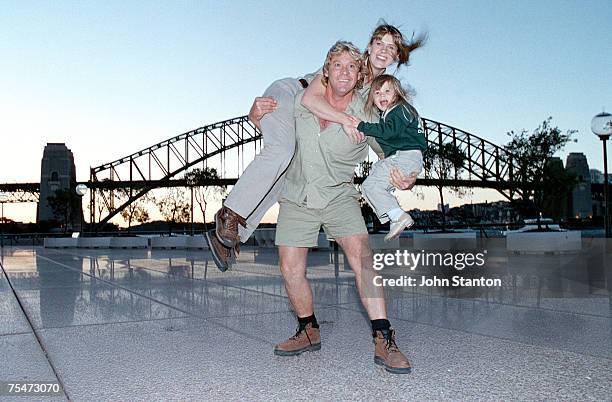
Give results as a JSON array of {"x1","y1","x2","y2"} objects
[{"x1": 0, "y1": 115, "x2": 533, "y2": 227}]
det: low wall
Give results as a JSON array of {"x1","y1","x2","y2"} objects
[
  {"x1": 413, "y1": 232, "x2": 478, "y2": 250},
  {"x1": 44, "y1": 238, "x2": 78, "y2": 248},
  {"x1": 43, "y1": 235, "x2": 208, "y2": 250},
  {"x1": 78, "y1": 237, "x2": 112, "y2": 248},
  {"x1": 506, "y1": 231, "x2": 581, "y2": 253},
  {"x1": 150, "y1": 235, "x2": 207, "y2": 250},
  {"x1": 370, "y1": 234, "x2": 399, "y2": 250},
  {"x1": 109, "y1": 237, "x2": 149, "y2": 249}
]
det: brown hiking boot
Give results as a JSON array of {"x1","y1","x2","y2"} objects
[
  {"x1": 215, "y1": 206, "x2": 247, "y2": 248},
  {"x1": 274, "y1": 323, "x2": 321, "y2": 356},
  {"x1": 206, "y1": 230, "x2": 235, "y2": 272},
  {"x1": 373, "y1": 329, "x2": 412, "y2": 374}
]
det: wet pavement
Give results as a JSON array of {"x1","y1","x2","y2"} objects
[{"x1": 0, "y1": 241, "x2": 611, "y2": 401}]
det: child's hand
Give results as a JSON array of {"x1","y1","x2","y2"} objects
[
  {"x1": 342, "y1": 124, "x2": 365, "y2": 144},
  {"x1": 348, "y1": 115, "x2": 362, "y2": 127}
]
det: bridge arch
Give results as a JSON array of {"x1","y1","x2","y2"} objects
[{"x1": 89, "y1": 115, "x2": 523, "y2": 226}]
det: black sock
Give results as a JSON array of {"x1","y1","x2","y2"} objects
[
  {"x1": 371, "y1": 319, "x2": 391, "y2": 334},
  {"x1": 297, "y1": 314, "x2": 319, "y2": 330}
]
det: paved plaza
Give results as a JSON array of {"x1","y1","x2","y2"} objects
[{"x1": 0, "y1": 241, "x2": 611, "y2": 400}]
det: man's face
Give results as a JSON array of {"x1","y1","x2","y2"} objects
[{"x1": 326, "y1": 51, "x2": 359, "y2": 97}]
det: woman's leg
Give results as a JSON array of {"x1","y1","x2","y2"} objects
[{"x1": 224, "y1": 78, "x2": 302, "y2": 241}]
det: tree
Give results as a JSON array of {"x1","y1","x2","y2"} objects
[
  {"x1": 423, "y1": 143, "x2": 467, "y2": 230},
  {"x1": 184, "y1": 167, "x2": 227, "y2": 231},
  {"x1": 505, "y1": 117, "x2": 576, "y2": 220},
  {"x1": 117, "y1": 189, "x2": 151, "y2": 231},
  {"x1": 540, "y1": 158, "x2": 575, "y2": 221},
  {"x1": 156, "y1": 188, "x2": 191, "y2": 231},
  {"x1": 47, "y1": 188, "x2": 80, "y2": 233}
]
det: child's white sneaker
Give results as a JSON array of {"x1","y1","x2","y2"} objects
[{"x1": 384, "y1": 213, "x2": 414, "y2": 241}]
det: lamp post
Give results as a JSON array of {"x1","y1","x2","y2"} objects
[
  {"x1": 0, "y1": 193, "x2": 7, "y2": 248},
  {"x1": 592, "y1": 111, "x2": 612, "y2": 238},
  {"x1": 75, "y1": 184, "x2": 88, "y2": 235}
]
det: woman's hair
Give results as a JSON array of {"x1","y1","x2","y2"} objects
[
  {"x1": 363, "y1": 22, "x2": 428, "y2": 83},
  {"x1": 321, "y1": 40, "x2": 366, "y2": 89},
  {"x1": 365, "y1": 74, "x2": 418, "y2": 117}
]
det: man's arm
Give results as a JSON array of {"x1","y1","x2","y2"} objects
[{"x1": 248, "y1": 97, "x2": 277, "y2": 130}]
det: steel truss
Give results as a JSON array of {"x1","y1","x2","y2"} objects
[
  {"x1": 0, "y1": 116, "x2": 527, "y2": 225},
  {"x1": 89, "y1": 116, "x2": 525, "y2": 227}
]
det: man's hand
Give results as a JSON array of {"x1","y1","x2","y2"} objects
[
  {"x1": 248, "y1": 96, "x2": 277, "y2": 130},
  {"x1": 390, "y1": 168, "x2": 418, "y2": 190},
  {"x1": 342, "y1": 124, "x2": 365, "y2": 144}
]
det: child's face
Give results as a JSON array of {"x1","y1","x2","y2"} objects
[{"x1": 373, "y1": 81, "x2": 397, "y2": 111}]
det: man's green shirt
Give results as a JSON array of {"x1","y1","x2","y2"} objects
[{"x1": 280, "y1": 90, "x2": 381, "y2": 209}]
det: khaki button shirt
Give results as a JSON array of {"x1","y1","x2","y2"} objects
[{"x1": 280, "y1": 90, "x2": 381, "y2": 209}]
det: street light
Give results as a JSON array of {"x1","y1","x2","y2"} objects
[
  {"x1": 0, "y1": 192, "x2": 7, "y2": 248},
  {"x1": 592, "y1": 111, "x2": 612, "y2": 238},
  {"x1": 75, "y1": 184, "x2": 88, "y2": 235}
]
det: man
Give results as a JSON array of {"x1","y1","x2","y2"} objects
[
  {"x1": 206, "y1": 46, "x2": 416, "y2": 272},
  {"x1": 272, "y1": 41, "x2": 412, "y2": 374}
]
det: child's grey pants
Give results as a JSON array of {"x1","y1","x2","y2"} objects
[{"x1": 361, "y1": 150, "x2": 423, "y2": 224}]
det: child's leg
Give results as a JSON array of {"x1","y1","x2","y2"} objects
[
  {"x1": 390, "y1": 151, "x2": 423, "y2": 186},
  {"x1": 361, "y1": 151, "x2": 423, "y2": 224},
  {"x1": 385, "y1": 150, "x2": 423, "y2": 221},
  {"x1": 361, "y1": 159, "x2": 400, "y2": 224}
]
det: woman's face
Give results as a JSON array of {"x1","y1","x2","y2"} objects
[{"x1": 367, "y1": 33, "x2": 399, "y2": 72}]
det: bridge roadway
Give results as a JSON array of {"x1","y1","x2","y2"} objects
[{"x1": 0, "y1": 180, "x2": 604, "y2": 200}]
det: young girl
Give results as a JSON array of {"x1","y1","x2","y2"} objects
[{"x1": 352, "y1": 74, "x2": 427, "y2": 241}]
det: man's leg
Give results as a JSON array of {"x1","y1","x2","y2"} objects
[
  {"x1": 279, "y1": 246, "x2": 313, "y2": 316},
  {"x1": 335, "y1": 234, "x2": 387, "y2": 319},
  {"x1": 336, "y1": 234, "x2": 412, "y2": 374},
  {"x1": 274, "y1": 246, "x2": 321, "y2": 356}
]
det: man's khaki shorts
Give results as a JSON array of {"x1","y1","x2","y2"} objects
[{"x1": 275, "y1": 196, "x2": 368, "y2": 247}]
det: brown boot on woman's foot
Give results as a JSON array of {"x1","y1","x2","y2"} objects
[{"x1": 214, "y1": 206, "x2": 247, "y2": 248}]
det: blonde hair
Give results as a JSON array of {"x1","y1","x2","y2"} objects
[
  {"x1": 321, "y1": 40, "x2": 366, "y2": 89},
  {"x1": 365, "y1": 74, "x2": 417, "y2": 117},
  {"x1": 363, "y1": 22, "x2": 428, "y2": 84}
]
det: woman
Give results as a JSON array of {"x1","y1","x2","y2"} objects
[{"x1": 207, "y1": 23, "x2": 426, "y2": 272}]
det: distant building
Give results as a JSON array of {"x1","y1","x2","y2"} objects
[
  {"x1": 37, "y1": 143, "x2": 81, "y2": 227},
  {"x1": 566, "y1": 153, "x2": 592, "y2": 218},
  {"x1": 589, "y1": 169, "x2": 611, "y2": 184}
]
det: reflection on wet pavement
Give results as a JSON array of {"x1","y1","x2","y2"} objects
[{"x1": 0, "y1": 242, "x2": 610, "y2": 400}]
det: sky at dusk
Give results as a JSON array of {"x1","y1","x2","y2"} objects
[{"x1": 1, "y1": 0, "x2": 610, "y2": 224}]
